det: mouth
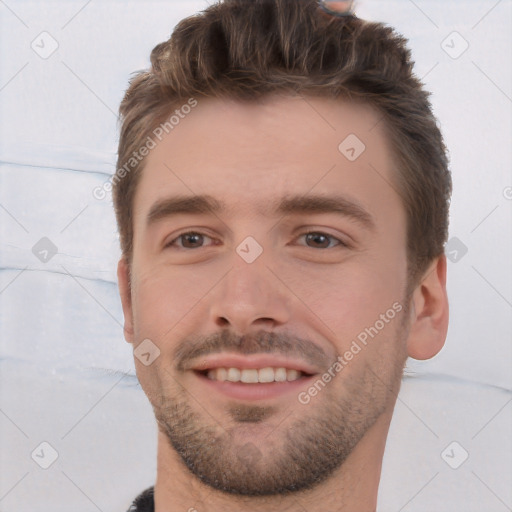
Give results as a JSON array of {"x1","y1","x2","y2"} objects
[{"x1": 189, "y1": 354, "x2": 319, "y2": 401}]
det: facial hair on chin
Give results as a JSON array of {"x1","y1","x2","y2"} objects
[{"x1": 152, "y1": 317, "x2": 409, "y2": 497}]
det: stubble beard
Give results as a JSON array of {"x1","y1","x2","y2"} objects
[{"x1": 151, "y1": 315, "x2": 409, "y2": 497}]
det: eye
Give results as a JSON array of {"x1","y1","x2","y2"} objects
[
  {"x1": 164, "y1": 230, "x2": 347, "y2": 251},
  {"x1": 297, "y1": 231, "x2": 346, "y2": 249},
  {"x1": 165, "y1": 231, "x2": 215, "y2": 250}
]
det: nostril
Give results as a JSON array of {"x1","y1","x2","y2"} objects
[{"x1": 216, "y1": 317, "x2": 230, "y2": 327}]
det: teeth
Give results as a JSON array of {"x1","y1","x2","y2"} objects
[
  {"x1": 286, "y1": 369, "x2": 300, "y2": 381},
  {"x1": 206, "y1": 367, "x2": 227, "y2": 381},
  {"x1": 240, "y1": 369, "x2": 259, "y2": 383},
  {"x1": 204, "y1": 367, "x2": 304, "y2": 383},
  {"x1": 227, "y1": 368, "x2": 241, "y2": 382},
  {"x1": 258, "y1": 367, "x2": 275, "y2": 383},
  {"x1": 274, "y1": 367, "x2": 287, "y2": 382}
]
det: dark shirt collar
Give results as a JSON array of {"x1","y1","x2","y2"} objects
[{"x1": 127, "y1": 486, "x2": 154, "y2": 512}]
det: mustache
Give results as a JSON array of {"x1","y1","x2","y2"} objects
[{"x1": 174, "y1": 330, "x2": 332, "y2": 372}]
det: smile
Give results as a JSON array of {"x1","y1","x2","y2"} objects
[{"x1": 201, "y1": 367, "x2": 308, "y2": 383}]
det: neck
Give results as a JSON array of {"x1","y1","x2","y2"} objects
[{"x1": 154, "y1": 412, "x2": 392, "y2": 512}]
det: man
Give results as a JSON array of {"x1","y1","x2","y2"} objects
[{"x1": 114, "y1": 0, "x2": 451, "y2": 510}]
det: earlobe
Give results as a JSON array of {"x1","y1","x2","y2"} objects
[
  {"x1": 406, "y1": 255, "x2": 449, "y2": 360},
  {"x1": 117, "y1": 257, "x2": 134, "y2": 344}
]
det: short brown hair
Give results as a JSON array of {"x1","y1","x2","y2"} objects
[{"x1": 113, "y1": 0, "x2": 451, "y2": 287}]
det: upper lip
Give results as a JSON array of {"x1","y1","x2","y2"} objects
[{"x1": 187, "y1": 353, "x2": 320, "y2": 375}]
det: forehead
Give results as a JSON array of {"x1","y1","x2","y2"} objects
[{"x1": 133, "y1": 94, "x2": 401, "y2": 225}]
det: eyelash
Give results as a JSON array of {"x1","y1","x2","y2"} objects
[{"x1": 164, "y1": 231, "x2": 347, "y2": 250}]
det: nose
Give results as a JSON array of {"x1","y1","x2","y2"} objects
[{"x1": 209, "y1": 248, "x2": 292, "y2": 335}]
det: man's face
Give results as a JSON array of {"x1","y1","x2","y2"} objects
[{"x1": 122, "y1": 95, "x2": 411, "y2": 495}]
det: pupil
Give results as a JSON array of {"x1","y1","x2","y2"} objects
[
  {"x1": 307, "y1": 233, "x2": 329, "y2": 248},
  {"x1": 184, "y1": 233, "x2": 202, "y2": 247}
]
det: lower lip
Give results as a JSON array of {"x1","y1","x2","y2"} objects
[{"x1": 193, "y1": 371, "x2": 316, "y2": 401}]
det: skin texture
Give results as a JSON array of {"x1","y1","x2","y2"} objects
[{"x1": 117, "y1": 94, "x2": 449, "y2": 512}]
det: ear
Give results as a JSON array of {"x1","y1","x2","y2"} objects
[
  {"x1": 406, "y1": 254, "x2": 449, "y2": 360},
  {"x1": 117, "y1": 257, "x2": 134, "y2": 344}
]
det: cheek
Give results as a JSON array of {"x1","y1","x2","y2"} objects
[
  {"x1": 288, "y1": 257, "x2": 406, "y2": 345},
  {"x1": 130, "y1": 263, "x2": 221, "y2": 339}
]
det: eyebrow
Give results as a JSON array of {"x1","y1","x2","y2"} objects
[{"x1": 146, "y1": 193, "x2": 375, "y2": 231}]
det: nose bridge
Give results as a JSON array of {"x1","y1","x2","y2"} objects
[{"x1": 209, "y1": 238, "x2": 290, "y2": 332}]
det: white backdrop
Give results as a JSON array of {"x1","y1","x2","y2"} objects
[{"x1": 0, "y1": 0, "x2": 511, "y2": 510}]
